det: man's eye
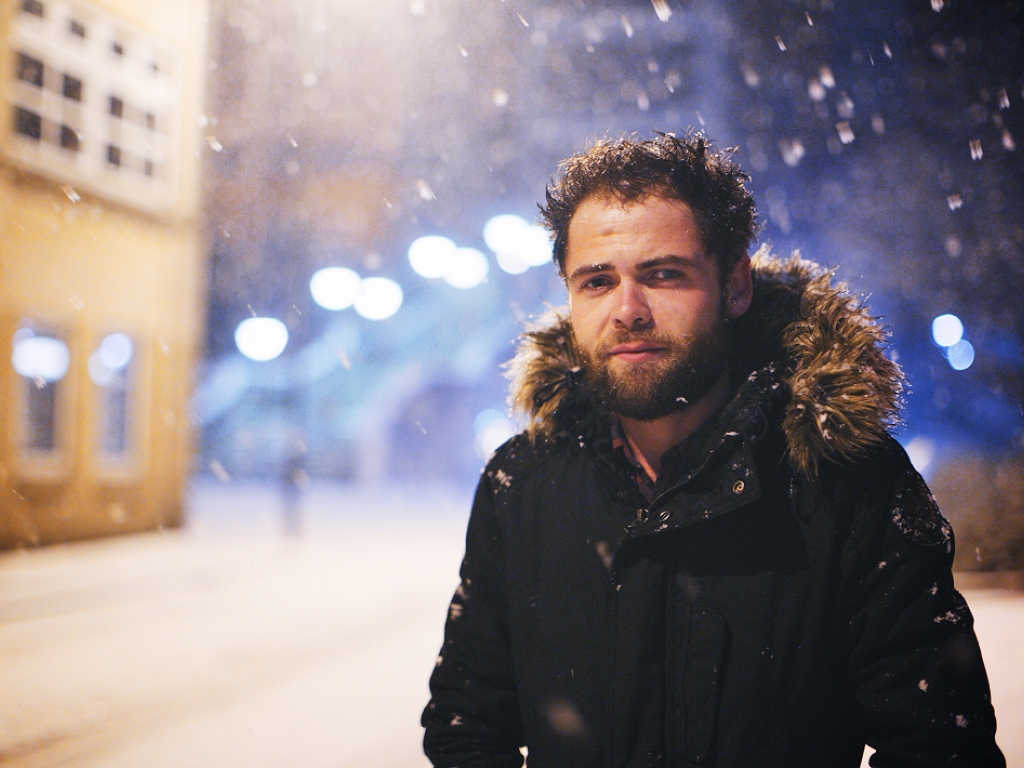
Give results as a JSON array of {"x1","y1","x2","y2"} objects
[
  {"x1": 648, "y1": 269, "x2": 683, "y2": 282},
  {"x1": 580, "y1": 276, "x2": 613, "y2": 290}
]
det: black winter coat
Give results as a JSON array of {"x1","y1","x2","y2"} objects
[{"x1": 422, "y1": 252, "x2": 1005, "y2": 768}]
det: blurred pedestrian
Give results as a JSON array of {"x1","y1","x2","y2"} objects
[{"x1": 281, "y1": 432, "x2": 306, "y2": 536}]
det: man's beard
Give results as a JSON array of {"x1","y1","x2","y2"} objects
[{"x1": 575, "y1": 313, "x2": 731, "y2": 422}]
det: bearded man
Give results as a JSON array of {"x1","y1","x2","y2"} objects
[{"x1": 421, "y1": 133, "x2": 1005, "y2": 767}]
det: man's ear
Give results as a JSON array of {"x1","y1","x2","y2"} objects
[{"x1": 724, "y1": 255, "x2": 753, "y2": 319}]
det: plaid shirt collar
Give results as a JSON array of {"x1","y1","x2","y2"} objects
[{"x1": 610, "y1": 415, "x2": 657, "y2": 501}]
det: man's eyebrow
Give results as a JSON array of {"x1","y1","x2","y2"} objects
[
  {"x1": 567, "y1": 262, "x2": 612, "y2": 281},
  {"x1": 635, "y1": 254, "x2": 703, "y2": 271},
  {"x1": 568, "y1": 254, "x2": 703, "y2": 281}
]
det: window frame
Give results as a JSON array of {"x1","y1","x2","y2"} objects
[{"x1": 88, "y1": 329, "x2": 149, "y2": 482}]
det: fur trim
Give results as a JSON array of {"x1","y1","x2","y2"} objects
[
  {"x1": 505, "y1": 309, "x2": 581, "y2": 439},
  {"x1": 506, "y1": 247, "x2": 905, "y2": 478}
]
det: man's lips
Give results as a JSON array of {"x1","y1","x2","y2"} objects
[{"x1": 606, "y1": 343, "x2": 667, "y2": 361}]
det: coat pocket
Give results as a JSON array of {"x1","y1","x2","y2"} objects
[{"x1": 666, "y1": 589, "x2": 728, "y2": 765}]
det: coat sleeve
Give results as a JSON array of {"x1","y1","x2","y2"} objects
[
  {"x1": 422, "y1": 465, "x2": 526, "y2": 768},
  {"x1": 839, "y1": 459, "x2": 1006, "y2": 768}
]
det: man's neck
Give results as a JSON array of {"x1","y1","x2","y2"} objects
[{"x1": 616, "y1": 371, "x2": 731, "y2": 482}]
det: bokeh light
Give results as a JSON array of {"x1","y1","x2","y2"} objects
[
  {"x1": 12, "y1": 333, "x2": 70, "y2": 382},
  {"x1": 495, "y1": 250, "x2": 530, "y2": 275},
  {"x1": 444, "y1": 247, "x2": 489, "y2": 289},
  {"x1": 905, "y1": 435, "x2": 936, "y2": 473},
  {"x1": 482, "y1": 214, "x2": 530, "y2": 253},
  {"x1": 354, "y1": 277, "x2": 403, "y2": 320},
  {"x1": 408, "y1": 236, "x2": 457, "y2": 279},
  {"x1": 99, "y1": 333, "x2": 133, "y2": 370},
  {"x1": 932, "y1": 314, "x2": 964, "y2": 347},
  {"x1": 518, "y1": 225, "x2": 554, "y2": 267},
  {"x1": 89, "y1": 333, "x2": 134, "y2": 385},
  {"x1": 88, "y1": 353, "x2": 115, "y2": 386},
  {"x1": 235, "y1": 317, "x2": 289, "y2": 361},
  {"x1": 945, "y1": 339, "x2": 975, "y2": 371},
  {"x1": 473, "y1": 409, "x2": 517, "y2": 460},
  {"x1": 310, "y1": 267, "x2": 361, "y2": 311},
  {"x1": 484, "y1": 214, "x2": 553, "y2": 273}
]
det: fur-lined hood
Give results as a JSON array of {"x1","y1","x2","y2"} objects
[{"x1": 506, "y1": 247, "x2": 905, "y2": 478}]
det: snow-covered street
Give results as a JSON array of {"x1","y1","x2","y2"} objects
[{"x1": 1, "y1": 480, "x2": 1021, "y2": 767}]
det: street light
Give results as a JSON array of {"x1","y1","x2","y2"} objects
[{"x1": 235, "y1": 317, "x2": 289, "y2": 361}]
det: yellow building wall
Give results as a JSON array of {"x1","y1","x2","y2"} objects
[{"x1": 0, "y1": 0, "x2": 209, "y2": 548}]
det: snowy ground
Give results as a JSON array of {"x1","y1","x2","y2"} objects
[{"x1": 1, "y1": 478, "x2": 1021, "y2": 767}]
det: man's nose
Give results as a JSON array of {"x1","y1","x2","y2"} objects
[{"x1": 613, "y1": 281, "x2": 652, "y2": 331}]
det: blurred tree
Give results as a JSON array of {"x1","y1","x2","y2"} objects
[{"x1": 931, "y1": 452, "x2": 1024, "y2": 572}]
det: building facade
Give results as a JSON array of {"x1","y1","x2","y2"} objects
[{"x1": 0, "y1": 0, "x2": 209, "y2": 547}]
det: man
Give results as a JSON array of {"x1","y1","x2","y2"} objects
[{"x1": 422, "y1": 133, "x2": 1005, "y2": 767}]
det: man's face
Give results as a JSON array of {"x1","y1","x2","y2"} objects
[{"x1": 564, "y1": 193, "x2": 751, "y2": 421}]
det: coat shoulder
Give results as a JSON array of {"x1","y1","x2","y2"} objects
[
  {"x1": 810, "y1": 436, "x2": 952, "y2": 552},
  {"x1": 481, "y1": 430, "x2": 574, "y2": 495}
]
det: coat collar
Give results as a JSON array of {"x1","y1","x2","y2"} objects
[{"x1": 505, "y1": 247, "x2": 906, "y2": 480}]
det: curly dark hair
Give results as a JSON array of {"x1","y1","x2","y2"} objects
[{"x1": 539, "y1": 132, "x2": 758, "y2": 279}]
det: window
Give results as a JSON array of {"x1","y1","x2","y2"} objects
[
  {"x1": 21, "y1": 0, "x2": 44, "y2": 17},
  {"x1": 16, "y1": 52, "x2": 44, "y2": 87},
  {"x1": 5, "y1": 0, "x2": 180, "y2": 214},
  {"x1": 12, "y1": 328, "x2": 69, "y2": 454},
  {"x1": 63, "y1": 74, "x2": 82, "y2": 101},
  {"x1": 25, "y1": 381, "x2": 57, "y2": 450},
  {"x1": 89, "y1": 333, "x2": 134, "y2": 457},
  {"x1": 14, "y1": 107, "x2": 42, "y2": 141},
  {"x1": 60, "y1": 125, "x2": 80, "y2": 151}
]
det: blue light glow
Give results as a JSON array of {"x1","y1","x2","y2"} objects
[
  {"x1": 905, "y1": 436, "x2": 936, "y2": 473},
  {"x1": 932, "y1": 314, "x2": 964, "y2": 347},
  {"x1": 408, "y1": 236, "x2": 457, "y2": 279},
  {"x1": 310, "y1": 267, "x2": 361, "y2": 311},
  {"x1": 99, "y1": 333, "x2": 133, "y2": 370},
  {"x1": 483, "y1": 214, "x2": 553, "y2": 274},
  {"x1": 444, "y1": 247, "x2": 489, "y2": 289},
  {"x1": 945, "y1": 339, "x2": 975, "y2": 371},
  {"x1": 354, "y1": 277, "x2": 403, "y2": 320},
  {"x1": 12, "y1": 333, "x2": 70, "y2": 382},
  {"x1": 473, "y1": 409, "x2": 517, "y2": 460},
  {"x1": 235, "y1": 317, "x2": 289, "y2": 361}
]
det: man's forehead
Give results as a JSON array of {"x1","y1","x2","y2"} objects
[
  {"x1": 566, "y1": 193, "x2": 703, "y2": 252},
  {"x1": 567, "y1": 191, "x2": 699, "y2": 232}
]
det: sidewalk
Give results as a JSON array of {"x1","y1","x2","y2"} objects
[
  {"x1": 1, "y1": 479, "x2": 1021, "y2": 767},
  {"x1": 0, "y1": 479, "x2": 471, "y2": 768}
]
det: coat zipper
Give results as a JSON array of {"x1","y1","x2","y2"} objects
[{"x1": 605, "y1": 564, "x2": 620, "y2": 768}]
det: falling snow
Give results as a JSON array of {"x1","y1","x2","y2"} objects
[{"x1": 650, "y1": 0, "x2": 671, "y2": 23}]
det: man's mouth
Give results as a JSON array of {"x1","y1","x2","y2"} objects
[{"x1": 605, "y1": 342, "x2": 667, "y2": 362}]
